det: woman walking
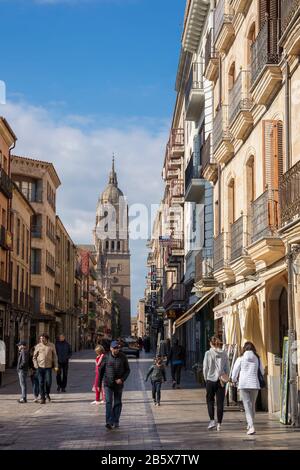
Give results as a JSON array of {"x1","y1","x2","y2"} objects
[
  {"x1": 91, "y1": 345, "x2": 106, "y2": 404},
  {"x1": 203, "y1": 336, "x2": 230, "y2": 431},
  {"x1": 231, "y1": 342, "x2": 264, "y2": 435}
]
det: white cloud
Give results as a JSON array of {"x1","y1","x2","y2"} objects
[{"x1": 1, "y1": 99, "x2": 167, "y2": 312}]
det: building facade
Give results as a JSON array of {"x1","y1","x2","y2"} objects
[
  {"x1": 11, "y1": 155, "x2": 61, "y2": 342},
  {"x1": 10, "y1": 183, "x2": 35, "y2": 361},
  {"x1": 0, "y1": 118, "x2": 17, "y2": 369},
  {"x1": 94, "y1": 159, "x2": 131, "y2": 337}
]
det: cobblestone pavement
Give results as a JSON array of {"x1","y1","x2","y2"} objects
[{"x1": 0, "y1": 349, "x2": 299, "y2": 450}]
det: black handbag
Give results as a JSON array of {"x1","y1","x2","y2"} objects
[{"x1": 257, "y1": 358, "x2": 266, "y2": 389}]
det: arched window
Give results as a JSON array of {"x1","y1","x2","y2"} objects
[{"x1": 117, "y1": 241, "x2": 121, "y2": 251}]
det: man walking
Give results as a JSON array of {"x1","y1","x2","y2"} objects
[
  {"x1": 98, "y1": 340, "x2": 130, "y2": 429},
  {"x1": 166, "y1": 338, "x2": 186, "y2": 389},
  {"x1": 33, "y1": 334, "x2": 58, "y2": 404},
  {"x1": 55, "y1": 334, "x2": 72, "y2": 392},
  {"x1": 16, "y1": 341, "x2": 29, "y2": 403}
]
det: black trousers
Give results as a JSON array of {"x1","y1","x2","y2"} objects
[
  {"x1": 56, "y1": 362, "x2": 69, "y2": 389},
  {"x1": 151, "y1": 381, "x2": 162, "y2": 403},
  {"x1": 171, "y1": 364, "x2": 182, "y2": 384},
  {"x1": 206, "y1": 380, "x2": 226, "y2": 424}
]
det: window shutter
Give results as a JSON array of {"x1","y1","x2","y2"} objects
[
  {"x1": 263, "y1": 120, "x2": 284, "y2": 228},
  {"x1": 259, "y1": 0, "x2": 268, "y2": 30}
]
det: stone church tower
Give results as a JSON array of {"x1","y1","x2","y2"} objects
[{"x1": 94, "y1": 158, "x2": 131, "y2": 336}]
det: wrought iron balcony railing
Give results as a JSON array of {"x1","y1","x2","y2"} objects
[
  {"x1": 214, "y1": 0, "x2": 234, "y2": 43},
  {"x1": 163, "y1": 283, "x2": 185, "y2": 310},
  {"x1": 229, "y1": 70, "x2": 253, "y2": 125},
  {"x1": 0, "y1": 167, "x2": 13, "y2": 199},
  {"x1": 280, "y1": 0, "x2": 300, "y2": 38},
  {"x1": 251, "y1": 19, "x2": 280, "y2": 86},
  {"x1": 0, "y1": 279, "x2": 12, "y2": 303},
  {"x1": 195, "y1": 248, "x2": 214, "y2": 282},
  {"x1": 205, "y1": 28, "x2": 218, "y2": 72},
  {"x1": 185, "y1": 155, "x2": 202, "y2": 190},
  {"x1": 169, "y1": 128, "x2": 184, "y2": 153},
  {"x1": 230, "y1": 215, "x2": 251, "y2": 261},
  {"x1": 202, "y1": 134, "x2": 213, "y2": 171},
  {"x1": 280, "y1": 160, "x2": 300, "y2": 226},
  {"x1": 251, "y1": 189, "x2": 279, "y2": 243},
  {"x1": 185, "y1": 62, "x2": 204, "y2": 105},
  {"x1": 31, "y1": 225, "x2": 42, "y2": 238},
  {"x1": 171, "y1": 180, "x2": 184, "y2": 199},
  {"x1": 214, "y1": 232, "x2": 230, "y2": 271},
  {"x1": 213, "y1": 105, "x2": 232, "y2": 153}
]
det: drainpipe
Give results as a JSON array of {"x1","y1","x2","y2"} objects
[
  {"x1": 285, "y1": 59, "x2": 291, "y2": 171},
  {"x1": 287, "y1": 244, "x2": 298, "y2": 426}
]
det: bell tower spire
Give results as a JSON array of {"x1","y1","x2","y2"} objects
[{"x1": 109, "y1": 153, "x2": 118, "y2": 186}]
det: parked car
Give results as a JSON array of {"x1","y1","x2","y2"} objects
[{"x1": 119, "y1": 339, "x2": 140, "y2": 358}]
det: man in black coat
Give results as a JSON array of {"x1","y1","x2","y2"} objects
[
  {"x1": 98, "y1": 340, "x2": 130, "y2": 429},
  {"x1": 55, "y1": 334, "x2": 72, "y2": 392},
  {"x1": 16, "y1": 341, "x2": 29, "y2": 403}
]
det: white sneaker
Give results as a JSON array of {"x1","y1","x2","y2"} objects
[
  {"x1": 217, "y1": 423, "x2": 221, "y2": 431},
  {"x1": 208, "y1": 420, "x2": 216, "y2": 429},
  {"x1": 90, "y1": 401, "x2": 101, "y2": 405},
  {"x1": 247, "y1": 426, "x2": 256, "y2": 435},
  {"x1": 99, "y1": 400, "x2": 105, "y2": 404}
]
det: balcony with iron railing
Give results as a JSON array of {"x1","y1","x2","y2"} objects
[
  {"x1": 248, "y1": 189, "x2": 285, "y2": 265},
  {"x1": 169, "y1": 128, "x2": 184, "y2": 158},
  {"x1": 250, "y1": 19, "x2": 282, "y2": 105},
  {"x1": 251, "y1": 190, "x2": 279, "y2": 243},
  {"x1": 195, "y1": 248, "x2": 215, "y2": 283},
  {"x1": 280, "y1": 160, "x2": 300, "y2": 227},
  {"x1": 170, "y1": 179, "x2": 184, "y2": 204},
  {"x1": 228, "y1": 70, "x2": 253, "y2": 140},
  {"x1": 31, "y1": 224, "x2": 42, "y2": 238},
  {"x1": 185, "y1": 155, "x2": 205, "y2": 202},
  {"x1": 229, "y1": 214, "x2": 255, "y2": 277},
  {"x1": 163, "y1": 283, "x2": 185, "y2": 310},
  {"x1": 213, "y1": 105, "x2": 234, "y2": 164},
  {"x1": 280, "y1": 0, "x2": 300, "y2": 41},
  {"x1": 204, "y1": 28, "x2": 219, "y2": 81},
  {"x1": 202, "y1": 134, "x2": 217, "y2": 183},
  {"x1": 0, "y1": 167, "x2": 13, "y2": 199},
  {"x1": 213, "y1": 232, "x2": 235, "y2": 282},
  {"x1": 214, "y1": 0, "x2": 234, "y2": 53},
  {"x1": 0, "y1": 225, "x2": 7, "y2": 250},
  {"x1": 0, "y1": 279, "x2": 12, "y2": 303},
  {"x1": 185, "y1": 62, "x2": 204, "y2": 121}
]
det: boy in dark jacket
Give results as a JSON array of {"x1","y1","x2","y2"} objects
[
  {"x1": 17, "y1": 341, "x2": 29, "y2": 403},
  {"x1": 145, "y1": 356, "x2": 166, "y2": 406},
  {"x1": 166, "y1": 338, "x2": 186, "y2": 389},
  {"x1": 98, "y1": 340, "x2": 130, "y2": 429}
]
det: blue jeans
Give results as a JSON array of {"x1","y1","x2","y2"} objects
[
  {"x1": 18, "y1": 369, "x2": 27, "y2": 400},
  {"x1": 151, "y1": 381, "x2": 162, "y2": 403},
  {"x1": 104, "y1": 385, "x2": 123, "y2": 425},
  {"x1": 31, "y1": 370, "x2": 39, "y2": 398},
  {"x1": 38, "y1": 367, "x2": 52, "y2": 400}
]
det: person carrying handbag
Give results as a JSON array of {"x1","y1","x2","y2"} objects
[
  {"x1": 231, "y1": 341, "x2": 265, "y2": 435},
  {"x1": 203, "y1": 337, "x2": 230, "y2": 431}
]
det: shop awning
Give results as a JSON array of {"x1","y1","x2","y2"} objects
[
  {"x1": 174, "y1": 289, "x2": 217, "y2": 330},
  {"x1": 213, "y1": 262, "x2": 287, "y2": 318}
]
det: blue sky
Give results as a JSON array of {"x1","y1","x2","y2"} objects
[{"x1": 0, "y1": 0, "x2": 185, "y2": 316}]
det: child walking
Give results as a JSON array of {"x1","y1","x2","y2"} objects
[
  {"x1": 91, "y1": 345, "x2": 105, "y2": 405},
  {"x1": 145, "y1": 356, "x2": 166, "y2": 406}
]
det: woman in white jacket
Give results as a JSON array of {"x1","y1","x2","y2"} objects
[{"x1": 231, "y1": 342, "x2": 265, "y2": 435}]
